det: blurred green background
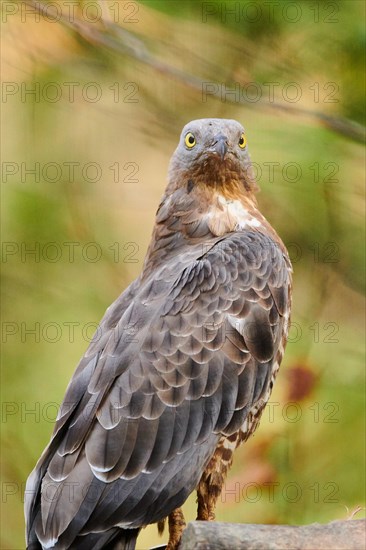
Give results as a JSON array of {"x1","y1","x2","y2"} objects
[{"x1": 1, "y1": 1, "x2": 365, "y2": 548}]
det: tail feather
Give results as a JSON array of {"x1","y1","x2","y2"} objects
[
  {"x1": 104, "y1": 528, "x2": 139, "y2": 550},
  {"x1": 27, "y1": 528, "x2": 139, "y2": 549}
]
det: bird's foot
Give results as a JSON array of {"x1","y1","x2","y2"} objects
[{"x1": 196, "y1": 505, "x2": 216, "y2": 522}]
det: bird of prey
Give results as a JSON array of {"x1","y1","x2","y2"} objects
[{"x1": 25, "y1": 118, "x2": 292, "y2": 550}]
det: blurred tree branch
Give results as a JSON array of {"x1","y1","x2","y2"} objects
[{"x1": 24, "y1": 0, "x2": 365, "y2": 144}]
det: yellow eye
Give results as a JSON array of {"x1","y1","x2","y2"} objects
[
  {"x1": 239, "y1": 133, "x2": 247, "y2": 148},
  {"x1": 184, "y1": 132, "x2": 196, "y2": 148}
]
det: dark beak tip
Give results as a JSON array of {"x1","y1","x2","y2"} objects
[{"x1": 214, "y1": 139, "x2": 228, "y2": 160}]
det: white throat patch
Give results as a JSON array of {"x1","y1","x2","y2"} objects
[{"x1": 218, "y1": 195, "x2": 262, "y2": 229}]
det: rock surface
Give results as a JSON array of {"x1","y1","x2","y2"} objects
[{"x1": 179, "y1": 519, "x2": 366, "y2": 550}]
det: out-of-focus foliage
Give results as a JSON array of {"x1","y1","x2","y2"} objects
[{"x1": 1, "y1": 1, "x2": 365, "y2": 548}]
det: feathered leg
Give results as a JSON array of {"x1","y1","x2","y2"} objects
[
  {"x1": 166, "y1": 507, "x2": 186, "y2": 550},
  {"x1": 196, "y1": 436, "x2": 236, "y2": 521}
]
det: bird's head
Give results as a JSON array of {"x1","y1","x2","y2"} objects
[{"x1": 168, "y1": 118, "x2": 258, "y2": 198}]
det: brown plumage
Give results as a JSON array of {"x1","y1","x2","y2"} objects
[{"x1": 25, "y1": 119, "x2": 292, "y2": 549}]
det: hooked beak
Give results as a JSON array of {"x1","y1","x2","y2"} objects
[{"x1": 213, "y1": 134, "x2": 228, "y2": 161}]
